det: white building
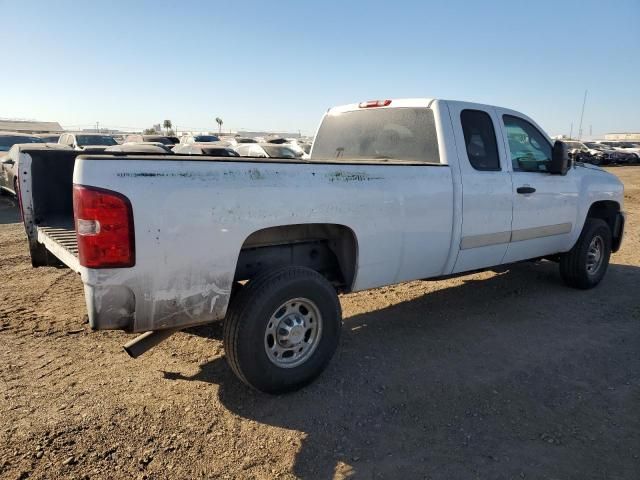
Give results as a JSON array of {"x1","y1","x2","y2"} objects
[{"x1": 604, "y1": 132, "x2": 640, "y2": 141}]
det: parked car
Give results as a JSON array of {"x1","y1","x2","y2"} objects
[
  {"x1": 179, "y1": 134, "x2": 220, "y2": 144},
  {"x1": 172, "y1": 143, "x2": 239, "y2": 156},
  {"x1": 235, "y1": 137, "x2": 258, "y2": 144},
  {"x1": 300, "y1": 142, "x2": 312, "y2": 154},
  {"x1": 614, "y1": 142, "x2": 640, "y2": 161},
  {"x1": 0, "y1": 132, "x2": 43, "y2": 153},
  {"x1": 0, "y1": 133, "x2": 44, "y2": 195},
  {"x1": 219, "y1": 136, "x2": 238, "y2": 146},
  {"x1": 13, "y1": 98, "x2": 625, "y2": 393},
  {"x1": 595, "y1": 141, "x2": 640, "y2": 161},
  {"x1": 58, "y1": 133, "x2": 117, "y2": 151},
  {"x1": 584, "y1": 142, "x2": 633, "y2": 164},
  {"x1": 105, "y1": 143, "x2": 174, "y2": 154},
  {"x1": 235, "y1": 143, "x2": 306, "y2": 159},
  {"x1": 564, "y1": 140, "x2": 606, "y2": 165},
  {"x1": 36, "y1": 133, "x2": 61, "y2": 143},
  {"x1": 267, "y1": 137, "x2": 307, "y2": 157},
  {"x1": 123, "y1": 135, "x2": 177, "y2": 147}
]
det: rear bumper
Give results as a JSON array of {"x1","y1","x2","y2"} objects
[
  {"x1": 612, "y1": 212, "x2": 625, "y2": 253},
  {"x1": 83, "y1": 275, "x2": 231, "y2": 332},
  {"x1": 84, "y1": 283, "x2": 136, "y2": 331}
]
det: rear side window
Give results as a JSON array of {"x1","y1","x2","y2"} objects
[
  {"x1": 312, "y1": 107, "x2": 440, "y2": 164},
  {"x1": 460, "y1": 110, "x2": 500, "y2": 171}
]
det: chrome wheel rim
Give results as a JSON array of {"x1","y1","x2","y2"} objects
[
  {"x1": 586, "y1": 235, "x2": 604, "y2": 275},
  {"x1": 264, "y1": 298, "x2": 323, "y2": 368}
]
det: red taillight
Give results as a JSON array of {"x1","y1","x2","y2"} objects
[
  {"x1": 358, "y1": 99, "x2": 392, "y2": 108},
  {"x1": 73, "y1": 185, "x2": 135, "y2": 268}
]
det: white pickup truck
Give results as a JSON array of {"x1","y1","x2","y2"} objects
[{"x1": 13, "y1": 98, "x2": 625, "y2": 393}]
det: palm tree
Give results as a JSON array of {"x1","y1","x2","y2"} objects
[
  {"x1": 163, "y1": 120, "x2": 172, "y2": 135},
  {"x1": 215, "y1": 117, "x2": 223, "y2": 134}
]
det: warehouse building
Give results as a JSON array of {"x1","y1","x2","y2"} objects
[
  {"x1": 0, "y1": 119, "x2": 63, "y2": 134},
  {"x1": 604, "y1": 132, "x2": 640, "y2": 141}
]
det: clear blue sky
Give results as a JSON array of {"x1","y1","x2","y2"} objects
[{"x1": 1, "y1": 0, "x2": 638, "y2": 137}]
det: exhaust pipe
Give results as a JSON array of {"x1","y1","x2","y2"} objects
[{"x1": 123, "y1": 329, "x2": 179, "y2": 358}]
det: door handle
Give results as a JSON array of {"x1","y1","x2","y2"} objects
[{"x1": 517, "y1": 186, "x2": 536, "y2": 194}]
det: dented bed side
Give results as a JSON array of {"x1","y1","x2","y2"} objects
[{"x1": 72, "y1": 157, "x2": 456, "y2": 332}]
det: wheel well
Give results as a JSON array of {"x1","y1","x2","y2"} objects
[
  {"x1": 587, "y1": 200, "x2": 623, "y2": 252},
  {"x1": 587, "y1": 201, "x2": 619, "y2": 232},
  {"x1": 234, "y1": 224, "x2": 358, "y2": 292}
]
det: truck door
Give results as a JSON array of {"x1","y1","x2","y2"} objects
[
  {"x1": 446, "y1": 102, "x2": 514, "y2": 273},
  {"x1": 495, "y1": 111, "x2": 579, "y2": 263}
]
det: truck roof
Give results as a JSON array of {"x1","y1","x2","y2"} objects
[{"x1": 327, "y1": 98, "x2": 435, "y2": 114}]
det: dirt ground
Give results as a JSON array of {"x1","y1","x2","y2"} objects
[{"x1": 0, "y1": 167, "x2": 639, "y2": 480}]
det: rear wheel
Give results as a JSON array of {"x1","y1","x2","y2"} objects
[
  {"x1": 223, "y1": 266, "x2": 341, "y2": 393},
  {"x1": 560, "y1": 218, "x2": 611, "y2": 289}
]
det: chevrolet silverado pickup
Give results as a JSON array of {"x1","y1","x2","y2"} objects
[{"x1": 13, "y1": 98, "x2": 625, "y2": 393}]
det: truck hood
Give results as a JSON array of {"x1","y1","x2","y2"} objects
[{"x1": 575, "y1": 162, "x2": 605, "y2": 172}]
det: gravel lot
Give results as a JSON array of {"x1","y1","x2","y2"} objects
[{"x1": 1, "y1": 167, "x2": 639, "y2": 480}]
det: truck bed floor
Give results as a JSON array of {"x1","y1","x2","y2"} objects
[{"x1": 36, "y1": 219, "x2": 80, "y2": 271}]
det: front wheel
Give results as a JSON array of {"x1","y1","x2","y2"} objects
[
  {"x1": 559, "y1": 218, "x2": 612, "y2": 289},
  {"x1": 223, "y1": 266, "x2": 342, "y2": 393}
]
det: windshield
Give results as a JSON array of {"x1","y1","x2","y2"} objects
[
  {"x1": 312, "y1": 107, "x2": 440, "y2": 163},
  {"x1": 76, "y1": 135, "x2": 117, "y2": 146},
  {"x1": 262, "y1": 145, "x2": 299, "y2": 158},
  {"x1": 619, "y1": 142, "x2": 639, "y2": 148},
  {"x1": 585, "y1": 142, "x2": 603, "y2": 149},
  {"x1": 0, "y1": 135, "x2": 43, "y2": 151},
  {"x1": 194, "y1": 135, "x2": 219, "y2": 142}
]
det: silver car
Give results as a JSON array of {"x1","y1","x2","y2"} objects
[{"x1": 0, "y1": 132, "x2": 43, "y2": 195}]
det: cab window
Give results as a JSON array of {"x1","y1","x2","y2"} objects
[
  {"x1": 503, "y1": 115, "x2": 552, "y2": 173},
  {"x1": 460, "y1": 109, "x2": 500, "y2": 171}
]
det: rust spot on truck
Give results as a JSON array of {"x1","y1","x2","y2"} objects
[{"x1": 325, "y1": 171, "x2": 383, "y2": 182}]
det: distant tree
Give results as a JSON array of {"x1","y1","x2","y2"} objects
[
  {"x1": 215, "y1": 117, "x2": 223, "y2": 134},
  {"x1": 163, "y1": 120, "x2": 172, "y2": 135},
  {"x1": 143, "y1": 128, "x2": 156, "y2": 135},
  {"x1": 167, "y1": 129, "x2": 175, "y2": 136}
]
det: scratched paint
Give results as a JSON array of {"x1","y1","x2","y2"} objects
[
  {"x1": 116, "y1": 169, "x2": 383, "y2": 183},
  {"x1": 325, "y1": 171, "x2": 383, "y2": 182}
]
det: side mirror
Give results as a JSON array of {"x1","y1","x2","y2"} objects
[{"x1": 549, "y1": 140, "x2": 569, "y2": 175}]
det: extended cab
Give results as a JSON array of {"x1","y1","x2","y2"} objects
[{"x1": 14, "y1": 98, "x2": 625, "y2": 393}]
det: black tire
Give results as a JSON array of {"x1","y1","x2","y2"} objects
[
  {"x1": 223, "y1": 266, "x2": 341, "y2": 394},
  {"x1": 560, "y1": 218, "x2": 611, "y2": 289}
]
